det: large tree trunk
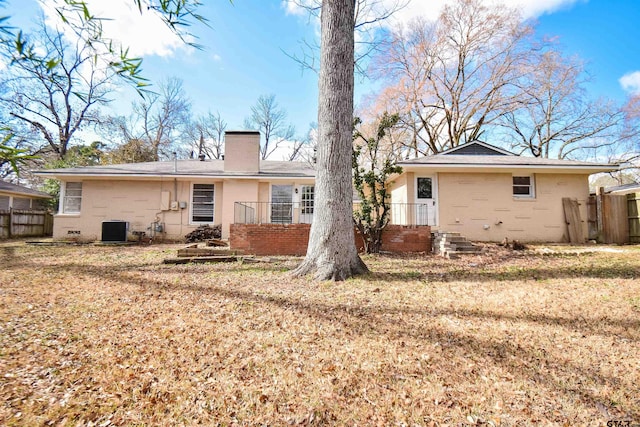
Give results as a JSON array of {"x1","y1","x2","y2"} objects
[{"x1": 292, "y1": 0, "x2": 368, "y2": 281}]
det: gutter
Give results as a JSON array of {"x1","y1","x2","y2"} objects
[
  {"x1": 33, "y1": 172, "x2": 316, "y2": 180},
  {"x1": 398, "y1": 163, "x2": 619, "y2": 173}
]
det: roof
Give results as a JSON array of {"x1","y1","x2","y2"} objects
[
  {"x1": 437, "y1": 140, "x2": 514, "y2": 156},
  {"x1": 34, "y1": 159, "x2": 316, "y2": 179},
  {"x1": 603, "y1": 182, "x2": 640, "y2": 194},
  {"x1": 397, "y1": 141, "x2": 618, "y2": 174},
  {"x1": 0, "y1": 180, "x2": 52, "y2": 198}
]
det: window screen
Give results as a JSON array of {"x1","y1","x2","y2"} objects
[{"x1": 192, "y1": 184, "x2": 215, "y2": 222}]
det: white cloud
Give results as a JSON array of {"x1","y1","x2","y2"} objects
[
  {"x1": 619, "y1": 71, "x2": 640, "y2": 94},
  {"x1": 282, "y1": 0, "x2": 313, "y2": 16},
  {"x1": 40, "y1": 0, "x2": 186, "y2": 58}
]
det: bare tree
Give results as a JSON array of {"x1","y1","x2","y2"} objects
[
  {"x1": 0, "y1": 20, "x2": 114, "y2": 161},
  {"x1": 371, "y1": 0, "x2": 534, "y2": 154},
  {"x1": 610, "y1": 94, "x2": 640, "y2": 178},
  {"x1": 286, "y1": 0, "x2": 409, "y2": 75},
  {"x1": 285, "y1": 123, "x2": 318, "y2": 162},
  {"x1": 358, "y1": 90, "x2": 418, "y2": 160},
  {"x1": 500, "y1": 48, "x2": 626, "y2": 159},
  {"x1": 185, "y1": 111, "x2": 227, "y2": 160},
  {"x1": 244, "y1": 94, "x2": 295, "y2": 160},
  {"x1": 624, "y1": 94, "x2": 640, "y2": 121},
  {"x1": 120, "y1": 77, "x2": 192, "y2": 161},
  {"x1": 293, "y1": 122, "x2": 318, "y2": 165},
  {"x1": 292, "y1": 0, "x2": 368, "y2": 280}
]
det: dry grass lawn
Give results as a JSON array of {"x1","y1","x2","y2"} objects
[{"x1": 1, "y1": 241, "x2": 639, "y2": 426}]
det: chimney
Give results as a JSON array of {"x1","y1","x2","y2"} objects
[{"x1": 223, "y1": 131, "x2": 260, "y2": 173}]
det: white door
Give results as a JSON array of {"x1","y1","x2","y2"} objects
[
  {"x1": 415, "y1": 176, "x2": 436, "y2": 225},
  {"x1": 299, "y1": 185, "x2": 314, "y2": 224}
]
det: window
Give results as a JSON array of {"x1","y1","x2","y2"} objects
[
  {"x1": 191, "y1": 184, "x2": 215, "y2": 223},
  {"x1": 63, "y1": 182, "x2": 82, "y2": 213},
  {"x1": 301, "y1": 186, "x2": 314, "y2": 215},
  {"x1": 513, "y1": 176, "x2": 534, "y2": 198},
  {"x1": 271, "y1": 185, "x2": 293, "y2": 223},
  {"x1": 300, "y1": 185, "x2": 314, "y2": 224},
  {"x1": 417, "y1": 177, "x2": 433, "y2": 199}
]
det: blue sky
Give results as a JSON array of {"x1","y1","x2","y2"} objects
[{"x1": 3, "y1": 0, "x2": 640, "y2": 146}]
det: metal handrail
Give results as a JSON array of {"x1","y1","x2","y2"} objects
[{"x1": 234, "y1": 201, "x2": 433, "y2": 226}]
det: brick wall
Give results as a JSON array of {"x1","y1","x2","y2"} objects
[
  {"x1": 381, "y1": 225, "x2": 432, "y2": 253},
  {"x1": 230, "y1": 223, "x2": 311, "y2": 256},
  {"x1": 231, "y1": 223, "x2": 431, "y2": 256}
]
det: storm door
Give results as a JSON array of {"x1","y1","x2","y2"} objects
[
  {"x1": 271, "y1": 185, "x2": 293, "y2": 223},
  {"x1": 415, "y1": 176, "x2": 436, "y2": 225}
]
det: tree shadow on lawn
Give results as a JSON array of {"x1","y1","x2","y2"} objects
[
  {"x1": 370, "y1": 263, "x2": 639, "y2": 283},
  {"x1": 30, "y1": 259, "x2": 640, "y2": 343},
  {"x1": 49, "y1": 261, "x2": 640, "y2": 422}
]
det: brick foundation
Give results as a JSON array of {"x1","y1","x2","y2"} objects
[{"x1": 230, "y1": 223, "x2": 431, "y2": 256}]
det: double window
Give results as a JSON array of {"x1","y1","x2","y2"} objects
[
  {"x1": 191, "y1": 184, "x2": 215, "y2": 223},
  {"x1": 63, "y1": 182, "x2": 82, "y2": 213},
  {"x1": 513, "y1": 176, "x2": 534, "y2": 198}
]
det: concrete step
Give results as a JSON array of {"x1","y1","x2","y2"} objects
[{"x1": 432, "y1": 230, "x2": 481, "y2": 257}]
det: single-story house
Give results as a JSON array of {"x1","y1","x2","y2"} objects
[
  {"x1": 388, "y1": 141, "x2": 618, "y2": 242},
  {"x1": 599, "y1": 182, "x2": 640, "y2": 195},
  {"x1": 36, "y1": 131, "x2": 315, "y2": 241},
  {"x1": 0, "y1": 180, "x2": 52, "y2": 210},
  {"x1": 36, "y1": 132, "x2": 617, "y2": 244}
]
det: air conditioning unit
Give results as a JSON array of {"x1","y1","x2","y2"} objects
[{"x1": 101, "y1": 221, "x2": 128, "y2": 242}]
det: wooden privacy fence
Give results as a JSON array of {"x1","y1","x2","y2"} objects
[
  {"x1": 586, "y1": 192, "x2": 640, "y2": 244},
  {"x1": 0, "y1": 209, "x2": 54, "y2": 239},
  {"x1": 629, "y1": 193, "x2": 640, "y2": 243}
]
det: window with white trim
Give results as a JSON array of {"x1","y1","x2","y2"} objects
[
  {"x1": 63, "y1": 182, "x2": 82, "y2": 213},
  {"x1": 513, "y1": 175, "x2": 534, "y2": 198},
  {"x1": 191, "y1": 184, "x2": 215, "y2": 223},
  {"x1": 301, "y1": 185, "x2": 314, "y2": 215}
]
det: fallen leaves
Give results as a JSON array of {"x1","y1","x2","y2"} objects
[{"x1": 0, "y1": 242, "x2": 639, "y2": 425}]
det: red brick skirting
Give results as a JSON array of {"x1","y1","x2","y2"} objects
[{"x1": 230, "y1": 223, "x2": 431, "y2": 256}]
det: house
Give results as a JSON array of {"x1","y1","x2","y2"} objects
[
  {"x1": 599, "y1": 182, "x2": 640, "y2": 195},
  {"x1": 388, "y1": 141, "x2": 618, "y2": 242},
  {"x1": 0, "y1": 181, "x2": 53, "y2": 239},
  {"x1": 0, "y1": 180, "x2": 52, "y2": 210},
  {"x1": 36, "y1": 134, "x2": 617, "y2": 245},
  {"x1": 36, "y1": 131, "x2": 315, "y2": 241}
]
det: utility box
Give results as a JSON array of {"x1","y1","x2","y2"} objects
[{"x1": 101, "y1": 221, "x2": 128, "y2": 242}]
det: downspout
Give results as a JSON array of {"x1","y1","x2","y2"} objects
[{"x1": 173, "y1": 152, "x2": 180, "y2": 236}]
